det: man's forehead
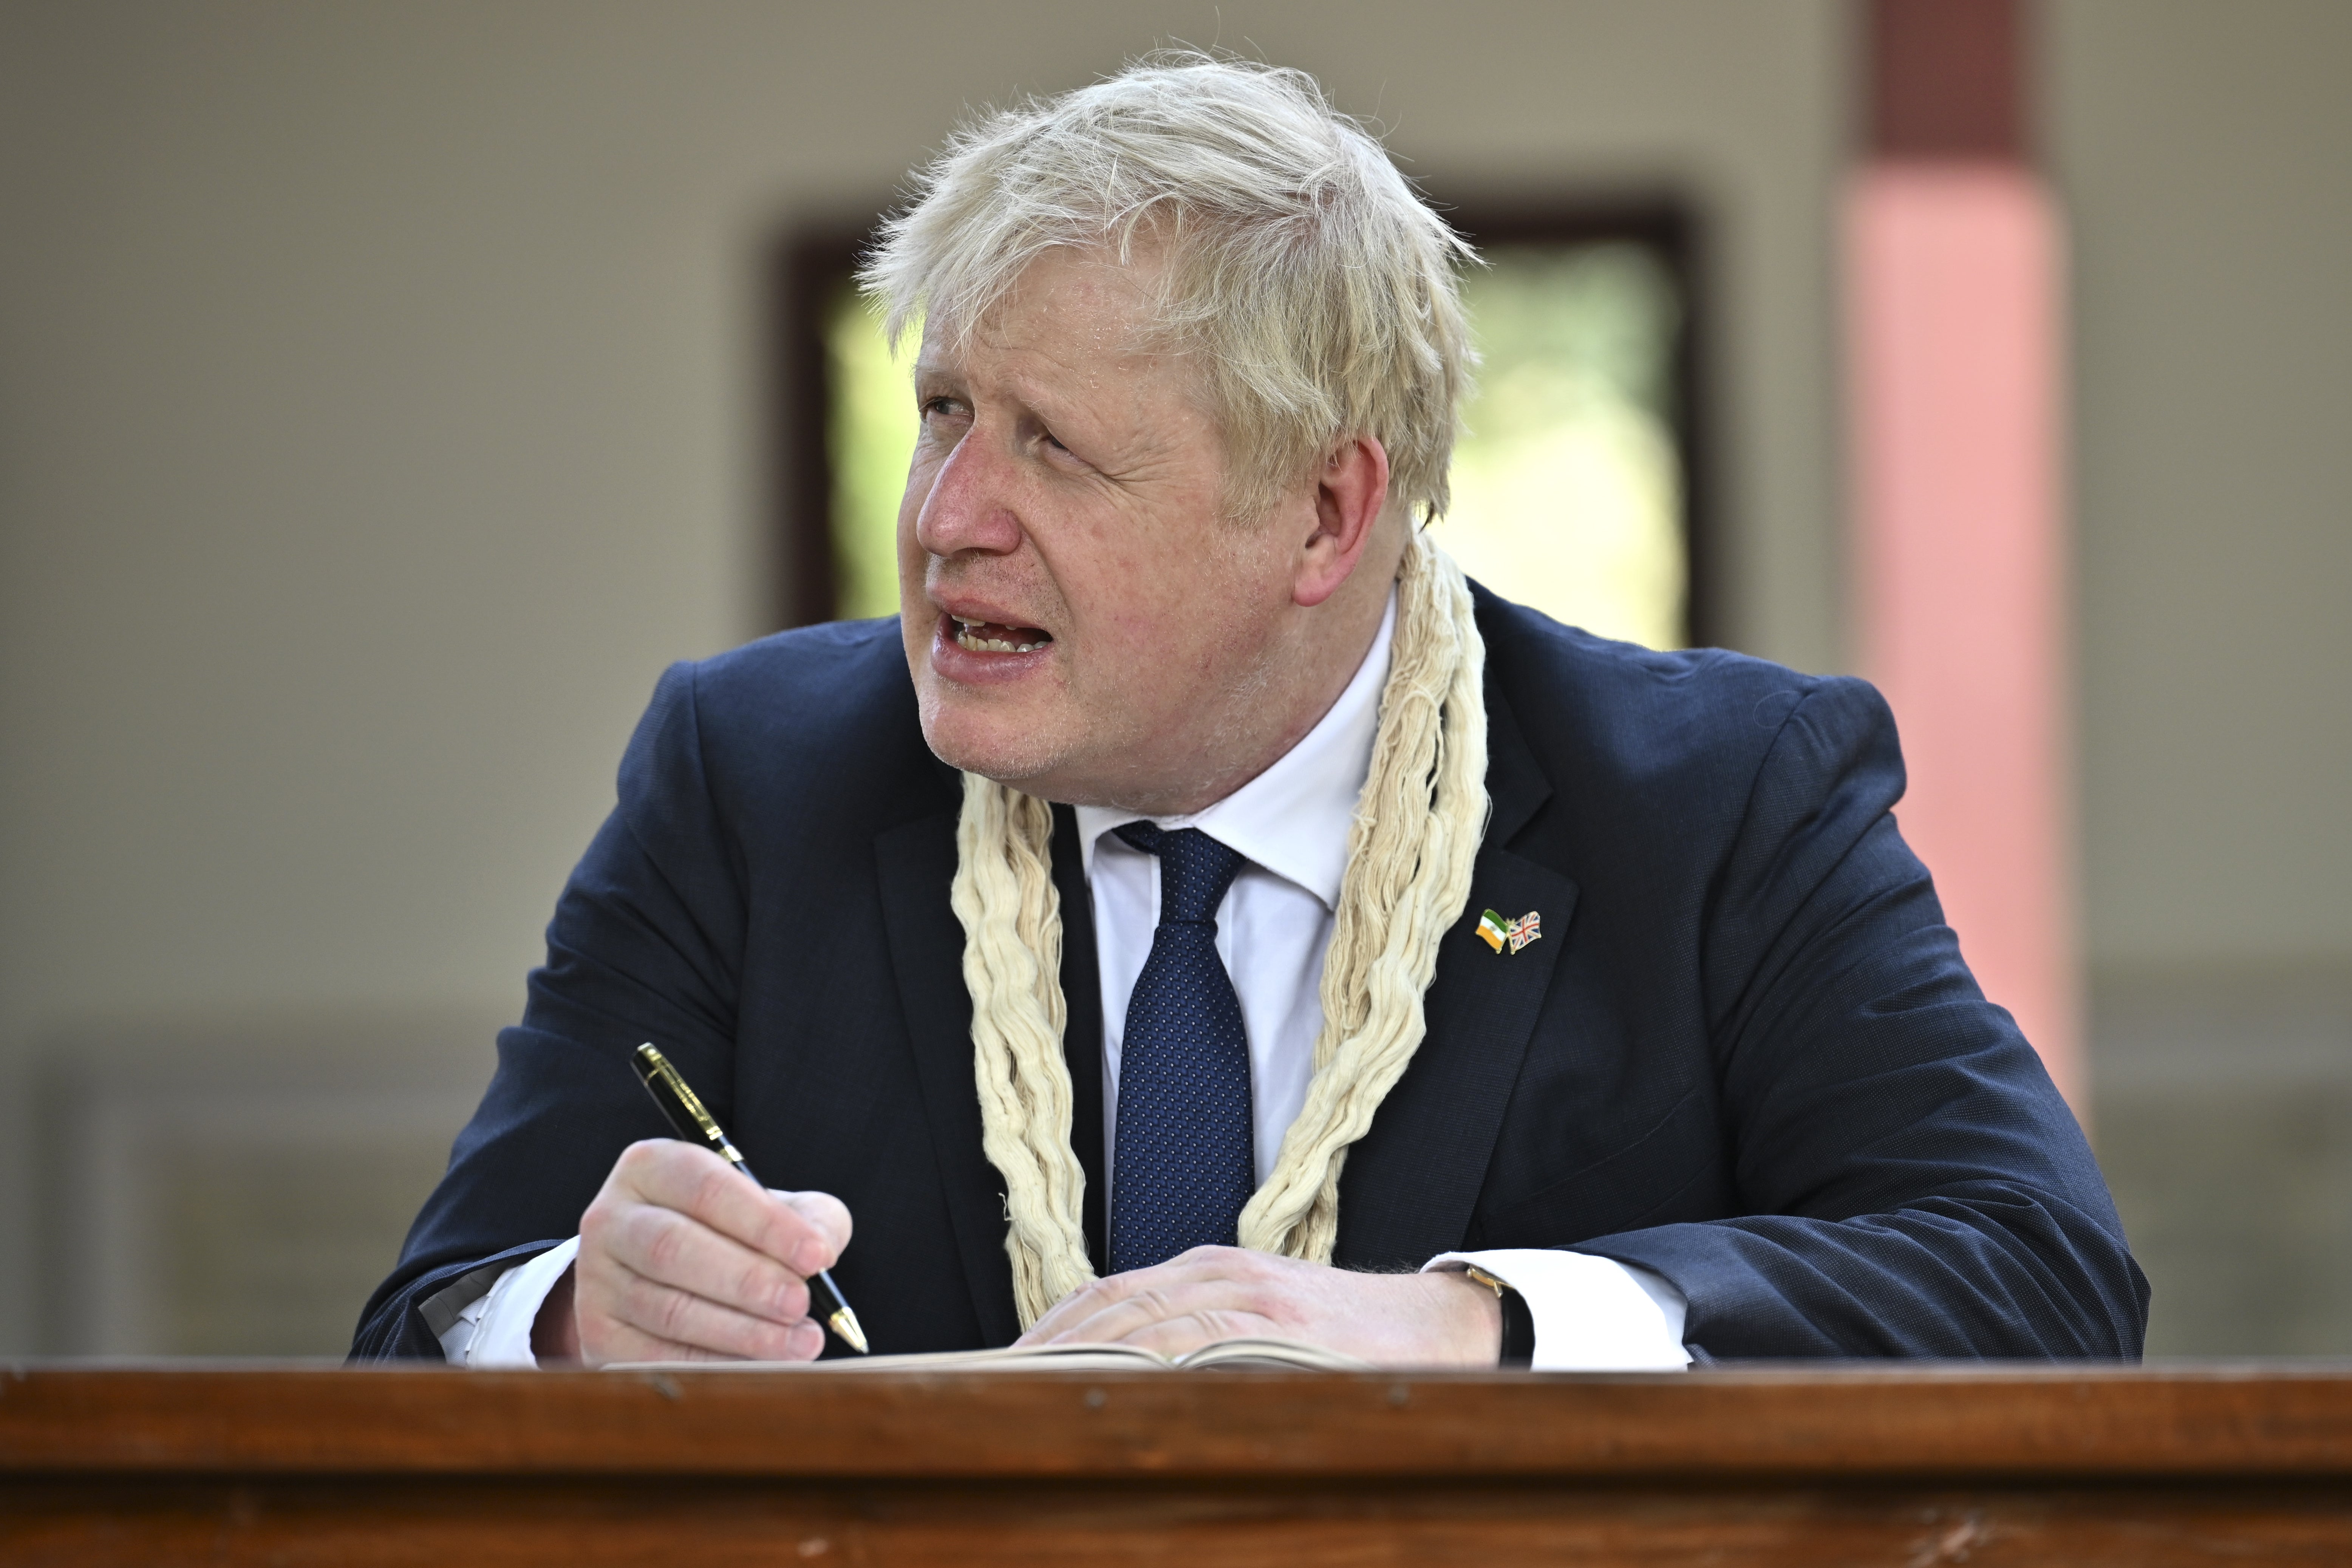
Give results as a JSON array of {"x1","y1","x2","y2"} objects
[{"x1": 919, "y1": 246, "x2": 1173, "y2": 373}]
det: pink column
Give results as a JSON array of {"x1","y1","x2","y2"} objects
[
  {"x1": 1847, "y1": 0, "x2": 2082, "y2": 1112},
  {"x1": 1848, "y1": 167, "x2": 2080, "y2": 1109}
]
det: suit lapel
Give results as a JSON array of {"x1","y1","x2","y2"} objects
[
  {"x1": 873, "y1": 796, "x2": 1110, "y2": 1346},
  {"x1": 1335, "y1": 680, "x2": 1578, "y2": 1269},
  {"x1": 873, "y1": 799, "x2": 1023, "y2": 1347},
  {"x1": 1051, "y1": 806, "x2": 1109, "y2": 1274}
]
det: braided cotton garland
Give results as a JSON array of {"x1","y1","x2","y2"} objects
[{"x1": 950, "y1": 530, "x2": 1490, "y2": 1328}]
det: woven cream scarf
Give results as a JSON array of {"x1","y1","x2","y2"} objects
[{"x1": 948, "y1": 529, "x2": 1490, "y2": 1328}]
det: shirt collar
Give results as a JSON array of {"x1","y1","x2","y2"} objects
[{"x1": 1075, "y1": 588, "x2": 1396, "y2": 912}]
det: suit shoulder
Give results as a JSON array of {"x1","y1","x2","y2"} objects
[
  {"x1": 687, "y1": 615, "x2": 905, "y2": 707},
  {"x1": 1474, "y1": 582, "x2": 1854, "y2": 725},
  {"x1": 673, "y1": 616, "x2": 916, "y2": 749},
  {"x1": 1469, "y1": 583, "x2": 1889, "y2": 807},
  {"x1": 642, "y1": 616, "x2": 944, "y2": 821}
]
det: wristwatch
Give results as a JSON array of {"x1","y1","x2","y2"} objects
[{"x1": 1462, "y1": 1265, "x2": 1535, "y2": 1367}]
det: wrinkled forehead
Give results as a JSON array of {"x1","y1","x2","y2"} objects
[
  {"x1": 923, "y1": 230, "x2": 1194, "y2": 358},
  {"x1": 914, "y1": 243, "x2": 1215, "y2": 415}
]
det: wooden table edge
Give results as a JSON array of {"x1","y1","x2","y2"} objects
[{"x1": 8, "y1": 1362, "x2": 2352, "y2": 1482}]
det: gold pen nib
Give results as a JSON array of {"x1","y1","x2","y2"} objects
[{"x1": 828, "y1": 1305, "x2": 870, "y2": 1355}]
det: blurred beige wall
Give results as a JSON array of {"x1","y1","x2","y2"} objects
[
  {"x1": 2049, "y1": 0, "x2": 2352, "y2": 974},
  {"x1": 0, "y1": 0, "x2": 2345, "y2": 1355},
  {"x1": 2046, "y1": 0, "x2": 2352, "y2": 1354}
]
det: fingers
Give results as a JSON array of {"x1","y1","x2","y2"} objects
[
  {"x1": 1018, "y1": 1253, "x2": 1181, "y2": 1343},
  {"x1": 1038, "y1": 1288, "x2": 1268, "y2": 1353},
  {"x1": 1019, "y1": 1248, "x2": 1185, "y2": 1339},
  {"x1": 587, "y1": 1180, "x2": 813, "y2": 1324},
  {"x1": 574, "y1": 1140, "x2": 854, "y2": 1366},
  {"x1": 1020, "y1": 1247, "x2": 1285, "y2": 1350},
  {"x1": 1015, "y1": 1249, "x2": 1488, "y2": 1368},
  {"x1": 577, "y1": 1279, "x2": 829, "y2": 1366},
  {"x1": 611, "y1": 1141, "x2": 847, "y2": 1277},
  {"x1": 777, "y1": 1189, "x2": 853, "y2": 1274},
  {"x1": 577, "y1": 1251, "x2": 829, "y2": 1364}
]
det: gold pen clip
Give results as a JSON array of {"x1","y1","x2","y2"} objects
[{"x1": 635, "y1": 1044, "x2": 753, "y2": 1175}]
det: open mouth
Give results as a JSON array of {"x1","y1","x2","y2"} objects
[{"x1": 949, "y1": 616, "x2": 1053, "y2": 654}]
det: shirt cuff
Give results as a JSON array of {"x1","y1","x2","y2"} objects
[
  {"x1": 1425, "y1": 1249, "x2": 1692, "y2": 1371},
  {"x1": 438, "y1": 1237, "x2": 580, "y2": 1368}
]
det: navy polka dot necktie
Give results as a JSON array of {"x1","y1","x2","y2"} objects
[{"x1": 1108, "y1": 821, "x2": 1255, "y2": 1275}]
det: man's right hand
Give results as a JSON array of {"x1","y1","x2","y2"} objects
[{"x1": 541, "y1": 1139, "x2": 852, "y2": 1366}]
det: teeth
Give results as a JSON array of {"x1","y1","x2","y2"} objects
[{"x1": 951, "y1": 616, "x2": 1047, "y2": 655}]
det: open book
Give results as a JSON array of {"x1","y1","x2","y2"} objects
[{"x1": 609, "y1": 1337, "x2": 1373, "y2": 1374}]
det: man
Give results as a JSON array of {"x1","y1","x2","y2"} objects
[{"x1": 355, "y1": 57, "x2": 2147, "y2": 1369}]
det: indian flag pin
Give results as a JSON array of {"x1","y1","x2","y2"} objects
[{"x1": 1477, "y1": 909, "x2": 1512, "y2": 953}]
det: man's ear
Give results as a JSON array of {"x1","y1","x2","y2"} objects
[{"x1": 1293, "y1": 435, "x2": 1391, "y2": 608}]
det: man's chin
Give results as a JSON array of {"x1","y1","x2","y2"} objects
[{"x1": 916, "y1": 702, "x2": 1073, "y2": 795}]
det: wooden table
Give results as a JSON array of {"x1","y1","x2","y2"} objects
[{"x1": 5, "y1": 1363, "x2": 2351, "y2": 1563}]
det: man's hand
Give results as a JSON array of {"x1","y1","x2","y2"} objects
[
  {"x1": 538, "y1": 1139, "x2": 852, "y2": 1366},
  {"x1": 1013, "y1": 1246, "x2": 1502, "y2": 1367}
]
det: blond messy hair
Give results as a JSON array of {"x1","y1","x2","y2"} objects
[{"x1": 860, "y1": 53, "x2": 1478, "y2": 523}]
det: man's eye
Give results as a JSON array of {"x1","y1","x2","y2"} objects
[{"x1": 920, "y1": 396, "x2": 968, "y2": 421}]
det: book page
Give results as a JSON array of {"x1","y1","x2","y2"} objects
[
  {"x1": 1171, "y1": 1337, "x2": 1373, "y2": 1372},
  {"x1": 606, "y1": 1337, "x2": 1370, "y2": 1373},
  {"x1": 606, "y1": 1342, "x2": 1171, "y2": 1373}
]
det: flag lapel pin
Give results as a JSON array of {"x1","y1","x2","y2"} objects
[
  {"x1": 1477, "y1": 909, "x2": 1511, "y2": 952},
  {"x1": 1478, "y1": 908, "x2": 1542, "y2": 955},
  {"x1": 1505, "y1": 910, "x2": 1542, "y2": 953}
]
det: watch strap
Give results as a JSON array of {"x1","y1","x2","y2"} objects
[{"x1": 1463, "y1": 1265, "x2": 1536, "y2": 1367}]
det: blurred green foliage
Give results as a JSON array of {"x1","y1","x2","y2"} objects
[
  {"x1": 827, "y1": 286, "x2": 920, "y2": 621},
  {"x1": 1443, "y1": 243, "x2": 1686, "y2": 650}
]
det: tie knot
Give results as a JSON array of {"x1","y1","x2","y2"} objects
[{"x1": 1114, "y1": 822, "x2": 1245, "y2": 925}]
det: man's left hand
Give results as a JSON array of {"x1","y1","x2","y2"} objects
[{"x1": 1014, "y1": 1246, "x2": 1502, "y2": 1366}]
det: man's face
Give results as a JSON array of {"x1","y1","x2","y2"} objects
[{"x1": 897, "y1": 246, "x2": 1305, "y2": 810}]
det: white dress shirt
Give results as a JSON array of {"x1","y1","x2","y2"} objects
[{"x1": 442, "y1": 592, "x2": 1690, "y2": 1370}]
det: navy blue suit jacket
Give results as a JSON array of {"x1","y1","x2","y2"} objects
[{"x1": 353, "y1": 588, "x2": 2149, "y2": 1360}]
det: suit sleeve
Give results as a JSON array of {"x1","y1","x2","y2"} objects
[
  {"x1": 349, "y1": 660, "x2": 747, "y2": 1359},
  {"x1": 1575, "y1": 677, "x2": 2151, "y2": 1358}
]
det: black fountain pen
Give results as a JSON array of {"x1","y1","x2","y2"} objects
[{"x1": 632, "y1": 1043, "x2": 869, "y2": 1355}]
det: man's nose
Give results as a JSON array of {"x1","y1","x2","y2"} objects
[{"x1": 913, "y1": 427, "x2": 1024, "y2": 559}]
